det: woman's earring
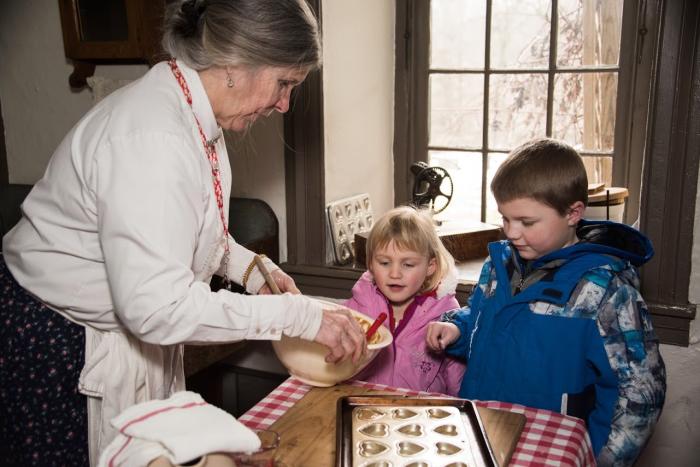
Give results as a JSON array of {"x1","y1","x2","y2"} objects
[{"x1": 226, "y1": 68, "x2": 234, "y2": 88}]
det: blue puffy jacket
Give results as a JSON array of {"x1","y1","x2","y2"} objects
[{"x1": 444, "y1": 220, "x2": 666, "y2": 466}]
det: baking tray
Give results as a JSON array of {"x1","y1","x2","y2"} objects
[{"x1": 336, "y1": 395, "x2": 497, "y2": 467}]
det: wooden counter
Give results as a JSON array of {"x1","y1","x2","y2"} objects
[
  {"x1": 266, "y1": 383, "x2": 524, "y2": 466},
  {"x1": 240, "y1": 378, "x2": 596, "y2": 466}
]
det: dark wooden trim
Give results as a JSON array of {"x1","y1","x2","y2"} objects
[
  {"x1": 454, "y1": 283, "x2": 474, "y2": 306},
  {"x1": 393, "y1": 1, "x2": 409, "y2": 206},
  {"x1": 283, "y1": 0, "x2": 325, "y2": 265},
  {"x1": 282, "y1": 264, "x2": 362, "y2": 299},
  {"x1": 647, "y1": 301, "x2": 697, "y2": 347},
  {"x1": 654, "y1": 327, "x2": 691, "y2": 347},
  {"x1": 648, "y1": 303, "x2": 696, "y2": 346},
  {"x1": 0, "y1": 99, "x2": 7, "y2": 184},
  {"x1": 647, "y1": 301, "x2": 697, "y2": 319},
  {"x1": 393, "y1": 0, "x2": 430, "y2": 206},
  {"x1": 638, "y1": 0, "x2": 700, "y2": 342},
  {"x1": 613, "y1": 0, "x2": 661, "y2": 223}
]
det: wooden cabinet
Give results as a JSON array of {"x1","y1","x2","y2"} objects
[{"x1": 57, "y1": 0, "x2": 168, "y2": 88}]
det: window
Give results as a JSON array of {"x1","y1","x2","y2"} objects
[{"x1": 396, "y1": 0, "x2": 632, "y2": 225}]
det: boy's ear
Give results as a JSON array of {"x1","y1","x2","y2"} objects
[{"x1": 567, "y1": 201, "x2": 586, "y2": 226}]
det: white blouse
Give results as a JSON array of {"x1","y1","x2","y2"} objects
[{"x1": 3, "y1": 60, "x2": 322, "y2": 343}]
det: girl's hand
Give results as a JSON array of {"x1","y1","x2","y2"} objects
[
  {"x1": 257, "y1": 268, "x2": 301, "y2": 295},
  {"x1": 314, "y1": 308, "x2": 367, "y2": 364},
  {"x1": 426, "y1": 322, "x2": 461, "y2": 352}
]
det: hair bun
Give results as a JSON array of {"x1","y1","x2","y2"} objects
[{"x1": 179, "y1": 0, "x2": 204, "y2": 37}]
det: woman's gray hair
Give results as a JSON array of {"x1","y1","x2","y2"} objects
[{"x1": 162, "y1": 0, "x2": 321, "y2": 70}]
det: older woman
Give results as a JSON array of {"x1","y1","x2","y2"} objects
[{"x1": 0, "y1": 0, "x2": 365, "y2": 465}]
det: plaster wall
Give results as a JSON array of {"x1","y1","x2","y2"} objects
[
  {"x1": 321, "y1": 0, "x2": 396, "y2": 218},
  {"x1": 0, "y1": 0, "x2": 104, "y2": 183}
]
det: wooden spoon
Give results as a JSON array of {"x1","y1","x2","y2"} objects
[{"x1": 254, "y1": 255, "x2": 281, "y2": 294}]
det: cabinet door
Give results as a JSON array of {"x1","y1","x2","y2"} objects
[{"x1": 57, "y1": 0, "x2": 166, "y2": 87}]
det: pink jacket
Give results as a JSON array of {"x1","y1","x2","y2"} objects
[{"x1": 344, "y1": 270, "x2": 466, "y2": 396}]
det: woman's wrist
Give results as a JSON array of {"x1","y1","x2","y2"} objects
[
  {"x1": 241, "y1": 254, "x2": 266, "y2": 290},
  {"x1": 241, "y1": 258, "x2": 256, "y2": 290},
  {"x1": 243, "y1": 254, "x2": 281, "y2": 294}
]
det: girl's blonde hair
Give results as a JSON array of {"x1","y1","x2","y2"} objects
[{"x1": 366, "y1": 205, "x2": 453, "y2": 293}]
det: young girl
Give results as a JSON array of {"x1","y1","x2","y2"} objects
[{"x1": 345, "y1": 206, "x2": 465, "y2": 395}]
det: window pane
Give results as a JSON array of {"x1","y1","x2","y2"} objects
[
  {"x1": 431, "y1": 0, "x2": 486, "y2": 69},
  {"x1": 558, "y1": 0, "x2": 623, "y2": 67},
  {"x1": 491, "y1": 0, "x2": 551, "y2": 69},
  {"x1": 429, "y1": 151, "x2": 483, "y2": 223},
  {"x1": 429, "y1": 74, "x2": 484, "y2": 149},
  {"x1": 485, "y1": 153, "x2": 508, "y2": 225},
  {"x1": 552, "y1": 72, "x2": 617, "y2": 152},
  {"x1": 489, "y1": 73, "x2": 548, "y2": 149},
  {"x1": 581, "y1": 155, "x2": 613, "y2": 187}
]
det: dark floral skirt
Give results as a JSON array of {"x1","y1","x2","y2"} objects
[{"x1": 0, "y1": 254, "x2": 88, "y2": 466}]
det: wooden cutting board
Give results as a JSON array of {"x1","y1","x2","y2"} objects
[
  {"x1": 477, "y1": 406, "x2": 526, "y2": 465},
  {"x1": 268, "y1": 384, "x2": 525, "y2": 466}
]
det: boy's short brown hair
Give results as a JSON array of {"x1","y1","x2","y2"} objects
[{"x1": 490, "y1": 138, "x2": 588, "y2": 215}]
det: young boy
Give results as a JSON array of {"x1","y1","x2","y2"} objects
[{"x1": 426, "y1": 138, "x2": 666, "y2": 466}]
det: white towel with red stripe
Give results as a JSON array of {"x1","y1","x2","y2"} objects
[{"x1": 97, "y1": 391, "x2": 261, "y2": 467}]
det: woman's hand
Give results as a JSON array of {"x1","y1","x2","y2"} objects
[
  {"x1": 257, "y1": 268, "x2": 301, "y2": 295},
  {"x1": 314, "y1": 308, "x2": 367, "y2": 364},
  {"x1": 426, "y1": 322, "x2": 461, "y2": 352}
]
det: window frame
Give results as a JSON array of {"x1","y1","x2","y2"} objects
[{"x1": 283, "y1": 0, "x2": 326, "y2": 266}]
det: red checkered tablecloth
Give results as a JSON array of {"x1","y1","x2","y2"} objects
[{"x1": 239, "y1": 377, "x2": 596, "y2": 466}]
